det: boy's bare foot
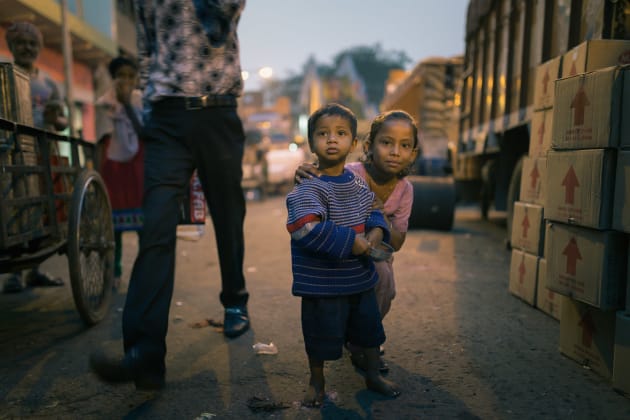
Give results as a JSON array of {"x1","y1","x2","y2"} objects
[
  {"x1": 302, "y1": 381, "x2": 325, "y2": 407},
  {"x1": 365, "y1": 375, "x2": 401, "y2": 398}
]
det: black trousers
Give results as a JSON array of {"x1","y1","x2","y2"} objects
[{"x1": 122, "y1": 101, "x2": 248, "y2": 361}]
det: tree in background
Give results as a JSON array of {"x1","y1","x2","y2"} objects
[
  {"x1": 280, "y1": 44, "x2": 411, "y2": 110},
  {"x1": 329, "y1": 44, "x2": 411, "y2": 106}
]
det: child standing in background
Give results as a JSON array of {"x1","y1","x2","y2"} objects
[
  {"x1": 96, "y1": 56, "x2": 144, "y2": 290},
  {"x1": 296, "y1": 110, "x2": 419, "y2": 371},
  {"x1": 286, "y1": 103, "x2": 401, "y2": 407}
]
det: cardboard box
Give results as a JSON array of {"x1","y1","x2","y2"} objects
[
  {"x1": 529, "y1": 109, "x2": 553, "y2": 157},
  {"x1": 612, "y1": 151, "x2": 630, "y2": 233},
  {"x1": 536, "y1": 258, "x2": 562, "y2": 320},
  {"x1": 545, "y1": 149, "x2": 616, "y2": 230},
  {"x1": 559, "y1": 298, "x2": 616, "y2": 379},
  {"x1": 613, "y1": 311, "x2": 630, "y2": 396},
  {"x1": 533, "y1": 56, "x2": 562, "y2": 111},
  {"x1": 546, "y1": 221, "x2": 628, "y2": 310},
  {"x1": 511, "y1": 202, "x2": 545, "y2": 255},
  {"x1": 509, "y1": 249, "x2": 538, "y2": 306},
  {"x1": 552, "y1": 66, "x2": 627, "y2": 150},
  {"x1": 519, "y1": 156, "x2": 547, "y2": 206},
  {"x1": 561, "y1": 39, "x2": 630, "y2": 78}
]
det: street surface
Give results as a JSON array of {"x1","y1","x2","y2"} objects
[{"x1": 1, "y1": 196, "x2": 629, "y2": 419}]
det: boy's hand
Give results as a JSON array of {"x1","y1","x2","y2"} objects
[
  {"x1": 351, "y1": 235, "x2": 372, "y2": 256},
  {"x1": 365, "y1": 228, "x2": 384, "y2": 247},
  {"x1": 294, "y1": 162, "x2": 320, "y2": 184}
]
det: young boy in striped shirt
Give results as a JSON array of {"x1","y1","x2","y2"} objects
[{"x1": 286, "y1": 103, "x2": 401, "y2": 406}]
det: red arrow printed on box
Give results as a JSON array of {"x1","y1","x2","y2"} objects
[
  {"x1": 542, "y1": 69, "x2": 550, "y2": 94},
  {"x1": 529, "y1": 162, "x2": 540, "y2": 189},
  {"x1": 562, "y1": 165, "x2": 580, "y2": 204},
  {"x1": 562, "y1": 236, "x2": 582, "y2": 276},
  {"x1": 570, "y1": 84, "x2": 590, "y2": 126},
  {"x1": 521, "y1": 213, "x2": 530, "y2": 238}
]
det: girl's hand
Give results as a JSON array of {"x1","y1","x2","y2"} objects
[
  {"x1": 294, "y1": 162, "x2": 320, "y2": 184},
  {"x1": 371, "y1": 196, "x2": 384, "y2": 210},
  {"x1": 115, "y1": 79, "x2": 134, "y2": 104}
]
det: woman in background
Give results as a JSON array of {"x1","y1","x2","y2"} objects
[{"x1": 96, "y1": 56, "x2": 144, "y2": 290}]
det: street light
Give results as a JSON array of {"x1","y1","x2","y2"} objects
[
  {"x1": 242, "y1": 66, "x2": 275, "y2": 107},
  {"x1": 242, "y1": 66, "x2": 273, "y2": 89}
]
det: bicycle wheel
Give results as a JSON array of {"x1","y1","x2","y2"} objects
[{"x1": 67, "y1": 169, "x2": 115, "y2": 325}]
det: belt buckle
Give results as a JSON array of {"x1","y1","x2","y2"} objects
[{"x1": 185, "y1": 96, "x2": 205, "y2": 110}]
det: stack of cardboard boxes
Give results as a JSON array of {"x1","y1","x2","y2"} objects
[
  {"x1": 508, "y1": 53, "x2": 561, "y2": 319},
  {"x1": 509, "y1": 40, "x2": 630, "y2": 395}
]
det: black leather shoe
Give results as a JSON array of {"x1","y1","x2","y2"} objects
[
  {"x1": 89, "y1": 349, "x2": 165, "y2": 390},
  {"x1": 223, "y1": 305, "x2": 250, "y2": 338}
]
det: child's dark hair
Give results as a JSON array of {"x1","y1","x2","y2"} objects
[
  {"x1": 307, "y1": 103, "x2": 357, "y2": 147},
  {"x1": 108, "y1": 56, "x2": 138, "y2": 78},
  {"x1": 364, "y1": 110, "x2": 419, "y2": 178}
]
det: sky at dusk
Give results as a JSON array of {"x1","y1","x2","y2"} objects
[{"x1": 238, "y1": 0, "x2": 470, "y2": 90}]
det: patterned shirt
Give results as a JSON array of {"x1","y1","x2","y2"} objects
[
  {"x1": 134, "y1": 0, "x2": 245, "y2": 103},
  {"x1": 286, "y1": 169, "x2": 390, "y2": 297}
]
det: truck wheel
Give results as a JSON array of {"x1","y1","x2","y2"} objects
[
  {"x1": 480, "y1": 160, "x2": 496, "y2": 220},
  {"x1": 408, "y1": 176, "x2": 456, "y2": 231},
  {"x1": 506, "y1": 156, "x2": 524, "y2": 248}
]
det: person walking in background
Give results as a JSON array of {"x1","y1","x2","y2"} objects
[
  {"x1": 89, "y1": 0, "x2": 250, "y2": 390},
  {"x1": 95, "y1": 56, "x2": 144, "y2": 291},
  {"x1": 295, "y1": 110, "x2": 419, "y2": 373},
  {"x1": 2, "y1": 21, "x2": 67, "y2": 293},
  {"x1": 286, "y1": 103, "x2": 400, "y2": 407}
]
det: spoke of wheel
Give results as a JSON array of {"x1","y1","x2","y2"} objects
[{"x1": 77, "y1": 180, "x2": 112, "y2": 311}]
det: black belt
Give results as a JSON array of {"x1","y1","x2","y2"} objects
[{"x1": 156, "y1": 95, "x2": 237, "y2": 110}]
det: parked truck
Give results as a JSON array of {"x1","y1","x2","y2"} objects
[
  {"x1": 380, "y1": 56, "x2": 463, "y2": 230},
  {"x1": 452, "y1": 0, "x2": 630, "y2": 242}
]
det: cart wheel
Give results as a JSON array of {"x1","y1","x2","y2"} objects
[{"x1": 67, "y1": 169, "x2": 115, "y2": 325}]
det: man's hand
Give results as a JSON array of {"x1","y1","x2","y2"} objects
[
  {"x1": 294, "y1": 162, "x2": 320, "y2": 184},
  {"x1": 43, "y1": 101, "x2": 67, "y2": 132}
]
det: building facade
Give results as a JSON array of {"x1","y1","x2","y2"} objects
[{"x1": 0, "y1": 0, "x2": 137, "y2": 141}]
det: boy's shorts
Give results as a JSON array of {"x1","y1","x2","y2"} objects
[{"x1": 301, "y1": 288, "x2": 386, "y2": 361}]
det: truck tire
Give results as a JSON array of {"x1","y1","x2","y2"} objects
[
  {"x1": 506, "y1": 156, "x2": 524, "y2": 248},
  {"x1": 408, "y1": 176, "x2": 456, "y2": 231},
  {"x1": 480, "y1": 160, "x2": 497, "y2": 220}
]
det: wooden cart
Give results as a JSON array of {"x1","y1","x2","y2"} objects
[{"x1": 0, "y1": 117, "x2": 114, "y2": 325}]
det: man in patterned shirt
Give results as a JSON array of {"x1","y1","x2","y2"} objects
[{"x1": 90, "y1": 0, "x2": 250, "y2": 390}]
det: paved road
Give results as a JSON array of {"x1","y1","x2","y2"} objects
[{"x1": 1, "y1": 197, "x2": 629, "y2": 419}]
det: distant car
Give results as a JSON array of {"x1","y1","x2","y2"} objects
[
  {"x1": 241, "y1": 130, "x2": 266, "y2": 200},
  {"x1": 262, "y1": 133, "x2": 306, "y2": 195}
]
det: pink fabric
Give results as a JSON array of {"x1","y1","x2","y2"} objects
[
  {"x1": 346, "y1": 161, "x2": 413, "y2": 233},
  {"x1": 346, "y1": 161, "x2": 414, "y2": 319}
]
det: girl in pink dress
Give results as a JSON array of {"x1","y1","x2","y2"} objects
[{"x1": 296, "y1": 110, "x2": 419, "y2": 371}]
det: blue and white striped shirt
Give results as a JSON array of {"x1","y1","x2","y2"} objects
[{"x1": 286, "y1": 169, "x2": 390, "y2": 297}]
